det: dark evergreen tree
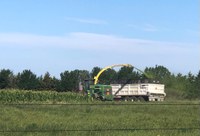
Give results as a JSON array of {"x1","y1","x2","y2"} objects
[
  {"x1": 117, "y1": 66, "x2": 133, "y2": 83},
  {"x1": 91, "y1": 67, "x2": 101, "y2": 79},
  {"x1": 0, "y1": 66, "x2": 199, "y2": 99},
  {"x1": 59, "y1": 70, "x2": 71, "y2": 92},
  {"x1": 78, "y1": 70, "x2": 90, "y2": 82},
  {"x1": 0, "y1": 69, "x2": 14, "y2": 89},
  {"x1": 70, "y1": 70, "x2": 82, "y2": 91},
  {"x1": 185, "y1": 71, "x2": 200, "y2": 99},
  {"x1": 194, "y1": 71, "x2": 200, "y2": 98},
  {"x1": 16, "y1": 70, "x2": 39, "y2": 90},
  {"x1": 100, "y1": 69, "x2": 117, "y2": 84},
  {"x1": 144, "y1": 65, "x2": 171, "y2": 83},
  {"x1": 39, "y1": 72, "x2": 56, "y2": 90},
  {"x1": 58, "y1": 70, "x2": 90, "y2": 92}
]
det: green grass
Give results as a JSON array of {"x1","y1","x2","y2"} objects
[
  {"x1": 0, "y1": 103, "x2": 199, "y2": 136},
  {"x1": 0, "y1": 89, "x2": 199, "y2": 136}
]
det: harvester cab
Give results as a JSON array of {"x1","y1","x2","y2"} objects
[
  {"x1": 83, "y1": 79, "x2": 113, "y2": 101},
  {"x1": 88, "y1": 84, "x2": 113, "y2": 101}
]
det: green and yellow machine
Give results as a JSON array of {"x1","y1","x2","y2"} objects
[
  {"x1": 85, "y1": 64, "x2": 133, "y2": 101},
  {"x1": 87, "y1": 84, "x2": 113, "y2": 101},
  {"x1": 84, "y1": 64, "x2": 165, "y2": 101}
]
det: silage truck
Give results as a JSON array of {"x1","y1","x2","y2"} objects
[{"x1": 84, "y1": 64, "x2": 166, "y2": 101}]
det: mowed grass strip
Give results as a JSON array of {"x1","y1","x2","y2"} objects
[{"x1": 0, "y1": 103, "x2": 199, "y2": 136}]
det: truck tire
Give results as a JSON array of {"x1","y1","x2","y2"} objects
[
  {"x1": 138, "y1": 96, "x2": 145, "y2": 102},
  {"x1": 124, "y1": 97, "x2": 129, "y2": 102},
  {"x1": 125, "y1": 97, "x2": 130, "y2": 102},
  {"x1": 130, "y1": 96, "x2": 137, "y2": 102}
]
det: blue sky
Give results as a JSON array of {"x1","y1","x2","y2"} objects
[{"x1": 0, "y1": 0, "x2": 199, "y2": 77}]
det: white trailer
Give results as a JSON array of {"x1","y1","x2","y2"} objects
[{"x1": 111, "y1": 83, "x2": 166, "y2": 101}]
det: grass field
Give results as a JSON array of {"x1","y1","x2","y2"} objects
[
  {"x1": 1, "y1": 103, "x2": 200, "y2": 136},
  {"x1": 0, "y1": 90, "x2": 200, "y2": 136}
]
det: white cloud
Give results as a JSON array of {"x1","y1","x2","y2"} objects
[
  {"x1": 128, "y1": 23, "x2": 170, "y2": 32},
  {"x1": 65, "y1": 17, "x2": 108, "y2": 25},
  {"x1": 0, "y1": 32, "x2": 199, "y2": 74},
  {"x1": 0, "y1": 32, "x2": 196, "y2": 55}
]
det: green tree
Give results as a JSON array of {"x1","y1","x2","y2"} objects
[
  {"x1": 100, "y1": 69, "x2": 117, "y2": 84},
  {"x1": 70, "y1": 70, "x2": 82, "y2": 91},
  {"x1": 0, "y1": 69, "x2": 14, "y2": 89},
  {"x1": 40, "y1": 72, "x2": 56, "y2": 90},
  {"x1": 194, "y1": 71, "x2": 200, "y2": 98},
  {"x1": 58, "y1": 71, "x2": 71, "y2": 92},
  {"x1": 16, "y1": 70, "x2": 39, "y2": 90},
  {"x1": 131, "y1": 71, "x2": 142, "y2": 82},
  {"x1": 91, "y1": 67, "x2": 101, "y2": 79},
  {"x1": 144, "y1": 65, "x2": 171, "y2": 83},
  {"x1": 174, "y1": 73, "x2": 188, "y2": 92},
  {"x1": 185, "y1": 71, "x2": 200, "y2": 99},
  {"x1": 58, "y1": 70, "x2": 90, "y2": 92},
  {"x1": 78, "y1": 70, "x2": 90, "y2": 82},
  {"x1": 117, "y1": 66, "x2": 134, "y2": 83}
]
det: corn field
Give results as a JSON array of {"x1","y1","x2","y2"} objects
[{"x1": 0, "y1": 90, "x2": 87, "y2": 104}]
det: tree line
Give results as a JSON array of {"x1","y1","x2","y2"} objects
[{"x1": 0, "y1": 65, "x2": 199, "y2": 99}]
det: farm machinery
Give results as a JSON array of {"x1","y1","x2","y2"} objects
[{"x1": 83, "y1": 64, "x2": 166, "y2": 101}]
